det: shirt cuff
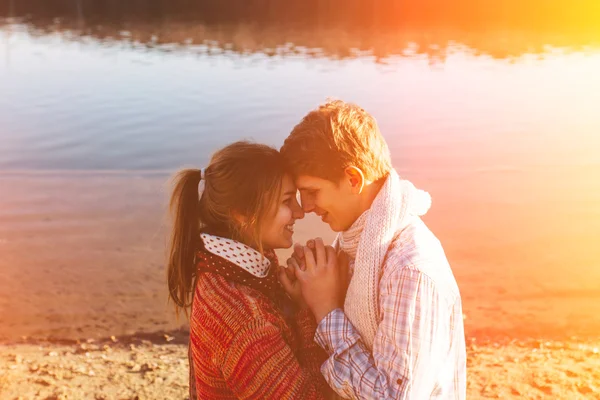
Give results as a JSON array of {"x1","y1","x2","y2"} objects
[{"x1": 314, "y1": 308, "x2": 360, "y2": 356}]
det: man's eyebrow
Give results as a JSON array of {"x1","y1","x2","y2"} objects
[
  {"x1": 297, "y1": 187, "x2": 317, "y2": 191},
  {"x1": 283, "y1": 190, "x2": 296, "y2": 196}
]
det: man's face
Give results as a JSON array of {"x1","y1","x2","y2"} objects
[{"x1": 295, "y1": 174, "x2": 362, "y2": 232}]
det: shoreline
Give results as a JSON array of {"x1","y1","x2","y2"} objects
[{"x1": 1, "y1": 171, "x2": 600, "y2": 343}]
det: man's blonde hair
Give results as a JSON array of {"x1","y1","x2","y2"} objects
[{"x1": 281, "y1": 100, "x2": 392, "y2": 182}]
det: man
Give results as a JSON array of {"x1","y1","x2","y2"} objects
[{"x1": 278, "y1": 100, "x2": 466, "y2": 399}]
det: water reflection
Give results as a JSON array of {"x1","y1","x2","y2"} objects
[{"x1": 1, "y1": 0, "x2": 600, "y2": 61}]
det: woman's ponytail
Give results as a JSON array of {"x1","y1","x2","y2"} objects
[{"x1": 167, "y1": 168, "x2": 202, "y2": 317}]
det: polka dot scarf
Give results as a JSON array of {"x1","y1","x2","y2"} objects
[{"x1": 196, "y1": 233, "x2": 286, "y2": 304}]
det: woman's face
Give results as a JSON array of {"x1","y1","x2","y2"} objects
[{"x1": 259, "y1": 174, "x2": 304, "y2": 250}]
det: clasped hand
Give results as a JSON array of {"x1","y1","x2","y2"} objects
[{"x1": 278, "y1": 238, "x2": 349, "y2": 323}]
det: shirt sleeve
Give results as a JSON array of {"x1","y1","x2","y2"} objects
[
  {"x1": 314, "y1": 267, "x2": 445, "y2": 399},
  {"x1": 222, "y1": 317, "x2": 329, "y2": 400}
]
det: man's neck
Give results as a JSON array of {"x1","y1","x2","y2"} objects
[{"x1": 354, "y1": 176, "x2": 386, "y2": 221}]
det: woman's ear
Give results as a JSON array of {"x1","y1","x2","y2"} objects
[
  {"x1": 231, "y1": 210, "x2": 248, "y2": 230},
  {"x1": 231, "y1": 210, "x2": 254, "y2": 246},
  {"x1": 343, "y1": 166, "x2": 365, "y2": 194}
]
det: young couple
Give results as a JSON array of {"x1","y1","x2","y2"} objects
[{"x1": 167, "y1": 100, "x2": 466, "y2": 399}]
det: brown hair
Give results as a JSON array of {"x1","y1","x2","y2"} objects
[
  {"x1": 167, "y1": 141, "x2": 288, "y2": 316},
  {"x1": 280, "y1": 99, "x2": 392, "y2": 182}
]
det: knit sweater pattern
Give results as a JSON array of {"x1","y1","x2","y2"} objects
[{"x1": 188, "y1": 234, "x2": 330, "y2": 399}]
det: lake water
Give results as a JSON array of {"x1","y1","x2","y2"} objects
[{"x1": 1, "y1": 1, "x2": 600, "y2": 340}]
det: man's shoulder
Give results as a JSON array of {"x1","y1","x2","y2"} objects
[
  {"x1": 385, "y1": 216, "x2": 445, "y2": 268},
  {"x1": 381, "y1": 217, "x2": 460, "y2": 299}
]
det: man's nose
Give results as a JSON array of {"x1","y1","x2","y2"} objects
[
  {"x1": 299, "y1": 193, "x2": 315, "y2": 213},
  {"x1": 302, "y1": 202, "x2": 314, "y2": 213}
]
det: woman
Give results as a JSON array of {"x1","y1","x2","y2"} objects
[{"x1": 167, "y1": 141, "x2": 330, "y2": 399}]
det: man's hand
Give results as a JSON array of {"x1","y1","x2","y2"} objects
[
  {"x1": 296, "y1": 238, "x2": 348, "y2": 323},
  {"x1": 337, "y1": 250, "x2": 350, "y2": 305}
]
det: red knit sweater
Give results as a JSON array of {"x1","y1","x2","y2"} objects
[{"x1": 189, "y1": 255, "x2": 330, "y2": 399}]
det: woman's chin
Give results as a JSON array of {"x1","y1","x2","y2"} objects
[
  {"x1": 264, "y1": 236, "x2": 293, "y2": 250},
  {"x1": 280, "y1": 235, "x2": 294, "y2": 249}
]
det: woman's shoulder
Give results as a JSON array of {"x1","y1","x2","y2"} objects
[{"x1": 193, "y1": 273, "x2": 283, "y2": 335}]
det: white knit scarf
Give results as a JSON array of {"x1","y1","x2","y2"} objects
[{"x1": 334, "y1": 170, "x2": 432, "y2": 350}]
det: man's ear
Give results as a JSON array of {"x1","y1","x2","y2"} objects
[{"x1": 343, "y1": 166, "x2": 365, "y2": 194}]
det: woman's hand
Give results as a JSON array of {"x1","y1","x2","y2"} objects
[{"x1": 278, "y1": 244, "x2": 309, "y2": 310}]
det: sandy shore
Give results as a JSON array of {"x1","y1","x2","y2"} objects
[
  {"x1": 1, "y1": 336, "x2": 598, "y2": 399},
  {"x1": 1, "y1": 171, "x2": 599, "y2": 398}
]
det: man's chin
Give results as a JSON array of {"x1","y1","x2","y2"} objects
[
  {"x1": 327, "y1": 221, "x2": 344, "y2": 233},
  {"x1": 329, "y1": 218, "x2": 356, "y2": 233}
]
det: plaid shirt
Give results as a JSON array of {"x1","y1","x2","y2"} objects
[{"x1": 314, "y1": 218, "x2": 466, "y2": 399}]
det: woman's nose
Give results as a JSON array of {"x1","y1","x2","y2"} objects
[
  {"x1": 293, "y1": 208, "x2": 305, "y2": 220},
  {"x1": 292, "y1": 199, "x2": 305, "y2": 219}
]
